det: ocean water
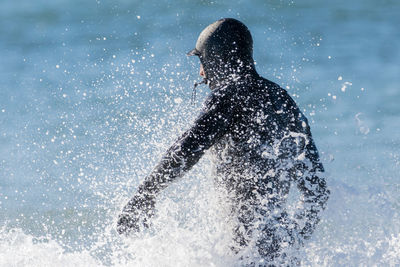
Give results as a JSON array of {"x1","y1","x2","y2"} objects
[{"x1": 1, "y1": 0, "x2": 399, "y2": 266}]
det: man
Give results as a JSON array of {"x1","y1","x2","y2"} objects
[{"x1": 117, "y1": 18, "x2": 329, "y2": 263}]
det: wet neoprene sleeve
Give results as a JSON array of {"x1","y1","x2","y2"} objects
[
  {"x1": 267, "y1": 86, "x2": 330, "y2": 240},
  {"x1": 294, "y1": 169, "x2": 329, "y2": 240},
  {"x1": 138, "y1": 87, "x2": 235, "y2": 196}
]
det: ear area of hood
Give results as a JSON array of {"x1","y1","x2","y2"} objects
[{"x1": 187, "y1": 48, "x2": 201, "y2": 57}]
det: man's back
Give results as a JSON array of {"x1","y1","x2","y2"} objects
[
  {"x1": 208, "y1": 74, "x2": 322, "y2": 184},
  {"x1": 204, "y1": 74, "x2": 329, "y2": 260}
]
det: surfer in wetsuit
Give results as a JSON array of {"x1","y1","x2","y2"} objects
[{"x1": 117, "y1": 18, "x2": 329, "y2": 264}]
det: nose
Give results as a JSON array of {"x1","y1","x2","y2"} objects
[{"x1": 199, "y1": 64, "x2": 205, "y2": 77}]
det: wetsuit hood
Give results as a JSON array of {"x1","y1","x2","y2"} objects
[{"x1": 188, "y1": 18, "x2": 256, "y2": 89}]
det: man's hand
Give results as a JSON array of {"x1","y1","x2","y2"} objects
[{"x1": 117, "y1": 192, "x2": 156, "y2": 235}]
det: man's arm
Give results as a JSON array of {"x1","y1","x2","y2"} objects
[
  {"x1": 272, "y1": 86, "x2": 329, "y2": 241},
  {"x1": 117, "y1": 88, "x2": 236, "y2": 234},
  {"x1": 294, "y1": 161, "x2": 330, "y2": 241}
]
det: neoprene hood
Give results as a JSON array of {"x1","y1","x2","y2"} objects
[{"x1": 188, "y1": 18, "x2": 256, "y2": 88}]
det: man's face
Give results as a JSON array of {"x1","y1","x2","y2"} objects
[{"x1": 199, "y1": 63, "x2": 205, "y2": 78}]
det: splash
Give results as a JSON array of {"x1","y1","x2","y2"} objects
[
  {"x1": 355, "y1": 112, "x2": 370, "y2": 135},
  {"x1": 0, "y1": 228, "x2": 99, "y2": 267}
]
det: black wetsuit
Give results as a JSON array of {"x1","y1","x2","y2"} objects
[{"x1": 117, "y1": 18, "x2": 329, "y2": 263}]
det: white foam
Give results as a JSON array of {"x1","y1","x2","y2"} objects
[{"x1": 0, "y1": 228, "x2": 99, "y2": 267}]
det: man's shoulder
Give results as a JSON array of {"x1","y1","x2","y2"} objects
[
  {"x1": 259, "y1": 78, "x2": 295, "y2": 103},
  {"x1": 253, "y1": 76, "x2": 280, "y2": 89}
]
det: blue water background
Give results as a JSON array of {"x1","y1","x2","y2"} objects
[{"x1": 1, "y1": 0, "x2": 399, "y2": 266}]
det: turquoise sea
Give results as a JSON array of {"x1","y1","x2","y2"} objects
[{"x1": 1, "y1": 0, "x2": 399, "y2": 266}]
